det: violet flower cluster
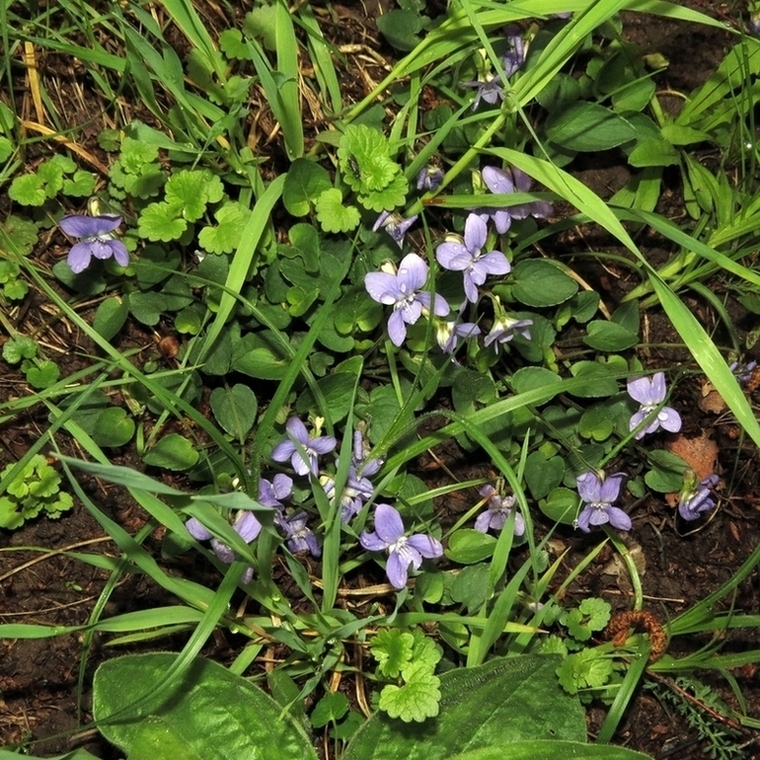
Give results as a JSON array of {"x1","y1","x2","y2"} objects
[
  {"x1": 360, "y1": 503, "x2": 443, "y2": 589},
  {"x1": 627, "y1": 372, "x2": 682, "y2": 439},
  {"x1": 59, "y1": 214, "x2": 129, "y2": 273}
]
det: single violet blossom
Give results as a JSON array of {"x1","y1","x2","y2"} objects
[
  {"x1": 729, "y1": 359, "x2": 758, "y2": 385},
  {"x1": 185, "y1": 510, "x2": 262, "y2": 584},
  {"x1": 322, "y1": 466, "x2": 375, "y2": 523},
  {"x1": 364, "y1": 252, "x2": 450, "y2": 346},
  {"x1": 576, "y1": 471, "x2": 630, "y2": 533},
  {"x1": 416, "y1": 166, "x2": 444, "y2": 192},
  {"x1": 352, "y1": 429, "x2": 383, "y2": 479},
  {"x1": 483, "y1": 315, "x2": 533, "y2": 350},
  {"x1": 502, "y1": 25, "x2": 527, "y2": 77},
  {"x1": 436, "y1": 214, "x2": 510, "y2": 303},
  {"x1": 59, "y1": 214, "x2": 129, "y2": 274},
  {"x1": 373, "y1": 211, "x2": 419, "y2": 249},
  {"x1": 474, "y1": 484, "x2": 525, "y2": 535},
  {"x1": 678, "y1": 473, "x2": 719, "y2": 522},
  {"x1": 436, "y1": 319, "x2": 481, "y2": 354},
  {"x1": 258, "y1": 473, "x2": 293, "y2": 510},
  {"x1": 360, "y1": 503, "x2": 443, "y2": 589},
  {"x1": 479, "y1": 166, "x2": 552, "y2": 233},
  {"x1": 461, "y1": 75, "x2": 504, "y2": 110},
  {"x1": 627, "y1": 372, "x2": 682, "y2": 439},
  {"x1": 279, "y1": 511, "x2": 321, "y2": 557},
  {"x1": 271, "y1": 417, "x2": 337, "y2": 476}
]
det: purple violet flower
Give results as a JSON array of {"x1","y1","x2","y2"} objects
[
  {"x1": 364, "y1": 252, "x2": 450, "y2": 346},
  {"x1": 59, "y1": 214, "x2": 129, "y2": 274},
  {"x1": 416, "y1": 166, "x2": 445, "y2": 192},
  {"x1": 575, "y1": 471, "x2": 630, "y2": 532},
  {"x1": 627, "y1": 372, "x2": 682, "y2": 439},
  {"x1": 258, "y1": 473, "x2": 293, "y2": 510},
  {"x1": 436, "y1": 214, "x2": 511, "y2": 304},
  {"x1": 373, "y1": 211, "x2": 419, "y2": 249},
  {"x1": 271, "y1": 417, "x2": 337, "y2": 476},
  {"x1": 479, "y1": 166, "x2": 552, "y2": 233},
  {"x1": 502, "y1": 25, "x2": 527, "y2": 77},
  {"x1": 436, "y1": 319, "x2": 481, "y2": 353},
  {"x1": 322, "y1": 466, "x2": 375, "y2": 523},
  {"x1": 352, "y1": 429, "x2": 383, "y2": 478},
  {"x1": 360, "y1": 503, "x2": 443, "y2": 589},
  {"x1": 474, "y1": 485, "x2": 525, "y2": 535},
  {"x1": 729, "y1": 359, "x2": 758, "y2": 385},
  {"x1": 461, "y1": 75, "x2": 505, "y2": 110},
  {"x1": 678, "y1": 473, "x2": 719, "y2": 521},
  {"x1": 279, "y1": 511, "x2": 321, "y2": 557},
  {"x1": 185, "y1": 510, "x2": 262, "y2": 584},
  {"x1": 483, "y1": 315, "x2": 533, "y2": 350}
]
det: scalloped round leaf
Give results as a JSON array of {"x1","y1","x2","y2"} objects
[
  {"x1": 138, "y1": 203, "x2": 188, "y2": 242},
  {"x1": 358, "y1": 173, "x2": 408, "y2": 213},
  {"x1": 26, "y1": 360, "x2": 61, "y2": 390},
  {"x1": 142, "y1": 434, "x2": 199, "y2": 471},
  {"x1": 93, "y1": 653, "x2": 318, "y2": 760},
  {"x1": 512, "y1": 260, "x2": 577, "y2": 307},
  {"x1": 315, "y1": 189, "x2": 361, "y2": 233},
  {"x1": 210, "y1": 384, "x2": 257, "y2": 439}
]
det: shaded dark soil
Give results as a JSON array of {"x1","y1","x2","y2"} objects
[{"x1": 3, "y1": 2, "x2": 760, "y2": 760}]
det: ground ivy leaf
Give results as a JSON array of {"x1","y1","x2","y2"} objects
[
  {"x1": 358, "y1": 173, "x2": 408, "y2": 213},
  {"x1": 371, "y1": 630, "x2": 415, "y2": 679},
  {"x1": 198, "y1": 201, "x2": 248, "y2": 254},
  {"x1": 578, "y1": 598, "x2": 611, "y2": 632},
  {"x1": 138, "y1": 203, "x2": 188, "y2": 242},
  {"x1": 62, "y1": 170, "x2": 96, "y2": 197},
  {"x1": 2, "y1": 215, "x2": 40, "y2": 255},
  {"x1": 338, "y1": 124, "x2": 398, "y2": 193},
  {"x1": 4, "y1": 278, "x2": 28, "y2": 300},
  {"x1": 410, "y1": 630, "x2": 443, "y2": 671},
  {"x1": 0, "y1": 136, "x2": 13, "y2": 162},
  {"x1": 26, "y1": 360, "x2": 60, "y2": 389},
  {"x1": 556, "y1": 649, "x2": 613, "y2": 694},
  {"x1": 315, "y1": 189, "x2": 360, "y2": 233},
  {"x1": 9, "y1": 174, "x2": 47, "y2": 206},
  {"x1": 379, "y1": 663, "x2": 440, "y2": 723},
  {"x1": 164, "y1": 170, "x2": 211, "y2": 221},
  {"x1": 119, "y1": 136, "x2": 160, "y2": 174},
  {"x1": 3, "y1": 335, "x2": 38, "y2": 364}
]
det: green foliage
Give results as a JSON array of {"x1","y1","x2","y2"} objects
[
  {"x1": 93, "y1": 653, "x2": 318, "y2": 760},
  {"x1": 370, "y1": 628, "x2": 443, "y2": 722},
  {"x1": 0, "y1": 454, "x2": 74, "y2": 529},
  {"x1": 338, "y1": 125, "x2": 407, "y2": 212},
  {"x1": 8, "y1": 155, "x2": 96, "y2": 205}
]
